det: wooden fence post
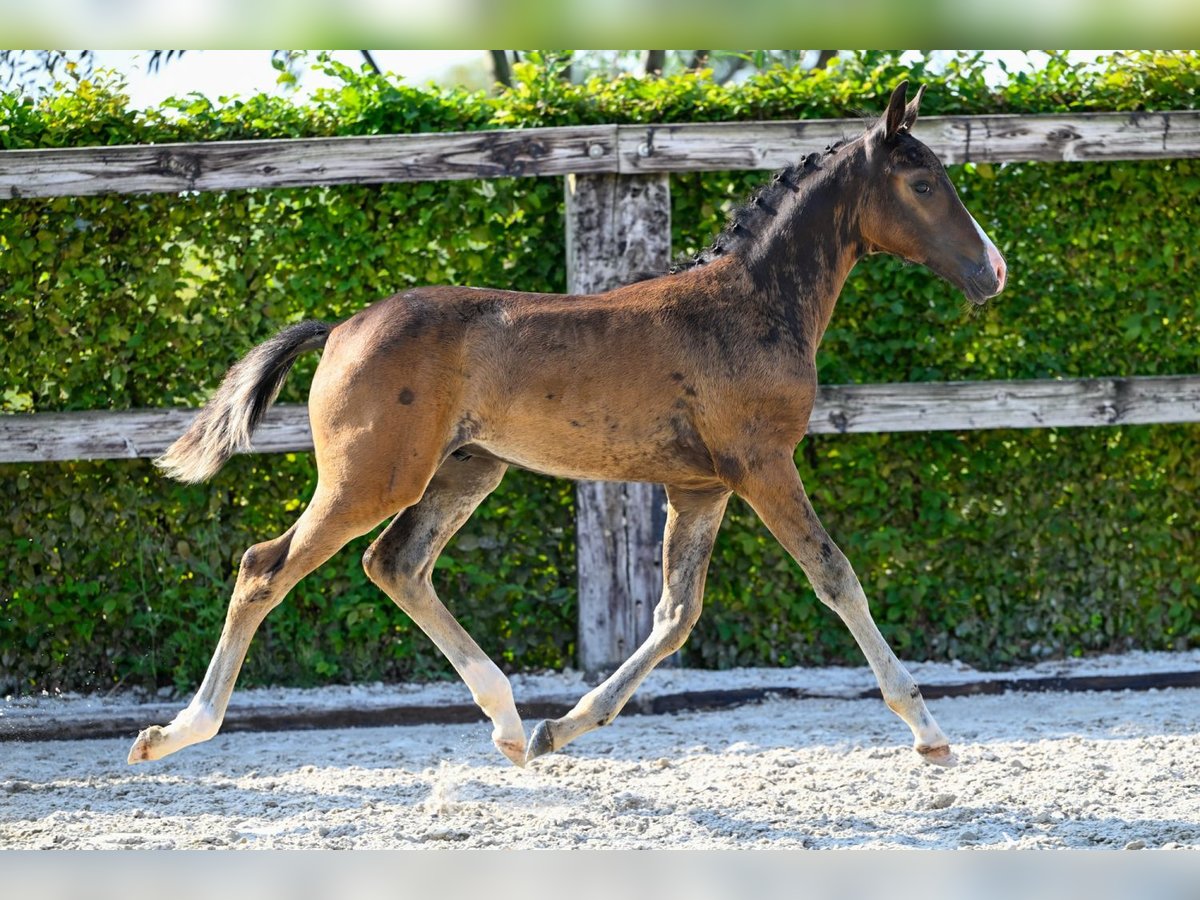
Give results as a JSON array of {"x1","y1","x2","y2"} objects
[{"x1": 564, "y1": 172, "x2": 672, "y2": 678}]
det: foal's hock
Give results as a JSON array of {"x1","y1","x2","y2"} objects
[{"x1": 129, "y1": 82, "x2": 1007, "y2": 769}]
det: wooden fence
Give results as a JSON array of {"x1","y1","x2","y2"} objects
[{"x1": 4, "y1": 110, "x2": 1199, "y2": 676}]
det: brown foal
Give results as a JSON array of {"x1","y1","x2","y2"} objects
[{"x1": 129, "y1": 82, "x2": 1006, "y2": 769}]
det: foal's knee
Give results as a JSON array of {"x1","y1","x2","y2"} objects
[
  {"x1": 652, "y1": 593, "x2": 703, "y2": 652},
  {"x1": 810, "y1": 555, "x2": 863, "y2": 613}
]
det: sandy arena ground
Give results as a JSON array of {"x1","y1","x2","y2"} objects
[{"x1": 2, "y1": 653, "x2": 1198, "y2": 850}]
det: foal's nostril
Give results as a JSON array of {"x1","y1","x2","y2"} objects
[{"x1": 985, "y1": 245, "x2": 1007, "y2": 294}]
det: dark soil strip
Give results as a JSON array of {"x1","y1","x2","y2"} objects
[
  {"x1": 3, "y1": 670, "x2": 1198, "y2": 744},
  {"x1": 860, "y1": 669, "x2": 1200, "y2": 700}
]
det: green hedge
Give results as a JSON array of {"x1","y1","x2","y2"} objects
[{"x1": 2, "y1": 52, "x2": 1197, "y2": 694}]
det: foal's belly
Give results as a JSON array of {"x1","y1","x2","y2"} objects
[{"x1": 469, "y1": 403, "x2": 721, "y2": 487}]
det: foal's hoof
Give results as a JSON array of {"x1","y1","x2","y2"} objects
[
  {"x1": 127, "y1": 725, "x2": 168, "y2": 764},
  {"x1": 917, "y1": 743, "x2": 958, "y2": 767},
  {"x1": 525, "y1": 720, "x2": 557, "y2": 764},
  {"x1": 494, "y1": 736, "x2": 527, "y2": 768}
]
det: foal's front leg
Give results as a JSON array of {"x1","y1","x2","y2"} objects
[
  {"x1": 525, "y1": 485, "x2": 729, "y2": 762},
  {"x1": 739, "y1": 454, "x2": 955, "y2": 765}
]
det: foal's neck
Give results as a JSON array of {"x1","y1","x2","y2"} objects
[{"x1": 742, "y1": 146, "x2": 867, "y2": 355}]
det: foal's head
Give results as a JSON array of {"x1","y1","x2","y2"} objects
[{"x1": 858, "y1": 81, "x2": 1007, "y2": 305}]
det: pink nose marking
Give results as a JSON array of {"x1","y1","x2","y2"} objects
[
  {"x1": 970, "y1": 212, "x2": 1007, "y2": 294},
  {"x1": 988, "y1": 243, "x2": 1007, "y2": 293}
]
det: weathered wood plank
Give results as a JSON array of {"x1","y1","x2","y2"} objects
[
  {"x1": 0, "y1": 404, "x2": 312, "y2": 463},
  {"x1": 3, "y1": 376, "x2": 1197, "y2": 464},
  {"x1": 916, "y1": 111, "x2": 1200, "y2": 165},
  {"x1": 0, "y1": 126, "x2": 619, "y2": 198},
  {"x1": 3, "y1": 111, "x2": 1197, "y2": 200},
  {"x1": 617, "y1": 110, "x2": 1200, "y2": 172},
  {"x1": 809, "y1": 375, "x2": 1200, "y2": 434},
  {"x1": 565, "y1": 172, "x2": 673, "y2": 678}
]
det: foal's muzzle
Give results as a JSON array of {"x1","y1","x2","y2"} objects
[{"x1": 963, "y1": 252, "x2": 1008, "y2": 305}]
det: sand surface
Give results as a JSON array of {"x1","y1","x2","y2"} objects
[{"x1": 2, "y1": 652, "x2": 1198, "y2": 850}]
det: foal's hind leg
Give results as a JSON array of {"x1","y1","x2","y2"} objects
[
  {"x1": 128, "y1": 486, "x2": 391, "y2": 763},
  {"x1": 362, "y1": 456, "x2": 527, "y2": 765},
  {"x1": 526, "y1": 486, "x2": 729, "y2": 763},
  {"x1": 738, "y1": 455, "x2": 954, "y2": 765}
]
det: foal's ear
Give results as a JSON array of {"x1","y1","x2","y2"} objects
[
  {"x1": 902, "y1": 84, "x2": 926, "y2": 131},
  {"x1": 882, "y1": 80, "x2": 909, "y2": 140}
]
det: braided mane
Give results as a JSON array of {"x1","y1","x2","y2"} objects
[{"x1": 669, "y1": 139, "x2": 848, "y2": 275}]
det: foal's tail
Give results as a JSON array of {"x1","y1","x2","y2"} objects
[{"x1": 156, "y1": 321, "x2": 333, "y2": 483}]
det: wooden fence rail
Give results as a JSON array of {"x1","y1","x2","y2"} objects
[
  {"x1": 619, "y1": 111, "x2": 1200, "y2": 172},
  {"x1": 3, "y1": 111, "x2": 1199, "y2": 199},
  {"x1": 6, "y1": 375, "x2": 1198, "y2": 465},
  {"x1": 4, "y1": 109, "x2": 1199, "y2": 675}
]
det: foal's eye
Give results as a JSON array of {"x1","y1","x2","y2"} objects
[{"x1": 914, "y1": 181, "x2": 931, "y2": 194}]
